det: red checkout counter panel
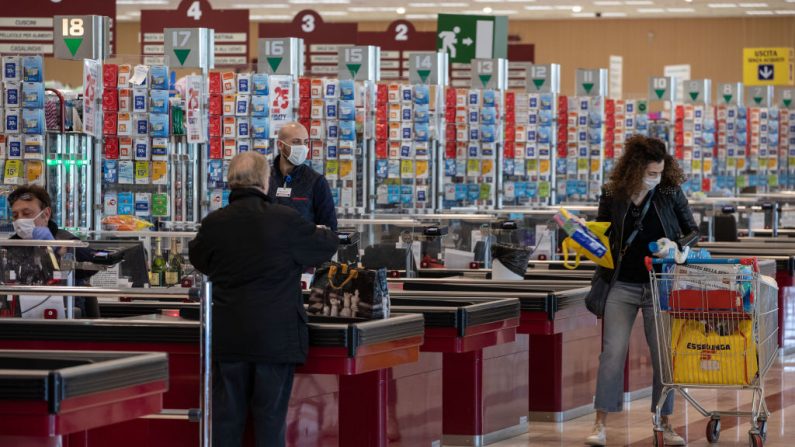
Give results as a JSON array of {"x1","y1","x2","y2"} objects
[{"x1": 0, "y1": 312, "x2": 424, "y2": 447}]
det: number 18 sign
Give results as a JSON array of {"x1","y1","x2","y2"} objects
[{"x1": 54, "y1": 15, "x2": 110, "y2": 61}]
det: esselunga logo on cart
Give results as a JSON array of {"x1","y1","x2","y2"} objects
[{"x1": 687, "y1": 343, "x2": 731, "y2": 351}]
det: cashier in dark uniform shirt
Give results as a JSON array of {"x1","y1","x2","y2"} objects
[{"x1": 269, "y1": 121, "x2": 338, "y2": 231}]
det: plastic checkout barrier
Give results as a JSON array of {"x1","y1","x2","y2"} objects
[
  {"x1": 399, "y1": 278, "x2": 600, "y2": 422},
  {"x1": 0, "y1": 350, "x2": 168, "y2": 447},
  {"x1": 0, "y1": 301, "x2": 424, "y2": 447}
]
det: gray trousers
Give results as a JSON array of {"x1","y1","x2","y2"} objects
[{"x1": 594, "y1": 281, "x2": 674, "y2": 415}]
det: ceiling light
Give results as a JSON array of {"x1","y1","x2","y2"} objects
[
  {"x1": 117, "y1": 0, "x2": 168, "y2": 4},
  {"x1": 524, "y1": 5, "x2": 554, "y2": 9},
  {"x1": 667, "y1": 7, "x2": 695, "y2": 12},
  {"x1": 409, "y1": 2, "x2": 437, "y2": 6},
  {"x1": 739, "y1": 2, "x2": 767, "y2": 6},
  {"x1": 685, "y1": 0, "x2": 693, "y2": 2},
  {"x1": 251, "y1": 14, "x2": 293, "y2": 20},
  {"x1": 491, "y1": 9, "x2": 517, "y2": 13},
  {"x1": 440, "y1": 3, "x2": 470, "y2": 6},
  {"x1": 405, "y1": 13, "x2": 438, "y2": 18},
  {"x1": 707, "y1": 3, "x2": 737, "y2": 7},
  {"x1": 625, "y1": 1, "x2": 654, "y2": 5},
  {"x1": 602, "y1": 11, "x2": 627, "y2": 16},
  {"x1": 572, "y1": 5, "x2": 583, "y2": 12},
  {"x1": 746, "y1": 10, "x2": 774, "y2": 14},
  {"x1": 397, "y1": 6, "x2": 406, "y2": 13},
  {"x1": 473, "y1": 0, "x2": 502, "y2": 2},
  {"x1": 233, "y1": 3, "x2": 289, "y2": 8},
  {"x1": 483, "y1": 6, "x2": 493, "y2": 12},
  {"x1": 594, "y1": 1, "x2": 621, "y2": 5},
  {"x1": 348, "y1": 6, "x2": 377, "y2": 11},
  {"x1": 638, "y1": 7, "x2": 665, "y2": 12},
  {"x1": 572, "y1": 12, "x2": 595, "y2": 17},
  {"x1": 775, "y1": 9, "x2": 795, "y2": 13}
]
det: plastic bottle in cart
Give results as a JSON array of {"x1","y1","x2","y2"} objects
[{"x1": 648, "y1": 241, "x2": 711, "y2": 310}]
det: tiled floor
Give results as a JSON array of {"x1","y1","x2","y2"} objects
[{"x1": 492, "y1": 352, "x2": 795, "y2": 446}]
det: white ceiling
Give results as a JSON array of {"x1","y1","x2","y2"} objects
[{"x1": 116, "y1": 0, "x2": 795, "y2": 22}]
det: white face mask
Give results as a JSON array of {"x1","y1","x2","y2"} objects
[
  {"x1": 13, "y1": 210, "x2": 44, "y2": 239},
  {"x1": 282, "y1": 141, "x2": 309, "y2": 166},
  {"x1": 643, "y1": 176, "x2": 661, "y2": 190}
]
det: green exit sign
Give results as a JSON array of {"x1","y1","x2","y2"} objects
[{"x1": 436, "y1": 14, "x2": 508, "y2": 64}]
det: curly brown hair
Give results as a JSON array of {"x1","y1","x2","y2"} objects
[{"x1": 605, "y1": 135, "x2": 685, "y2": 200}]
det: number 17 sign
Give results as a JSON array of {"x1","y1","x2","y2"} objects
[{"x1": 164, "y1": 28, "x2": 214, "y2": 69}]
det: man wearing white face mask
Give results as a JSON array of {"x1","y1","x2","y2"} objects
[{"x1": 269, "y1": 122, "x2": 338, "y2": 231}]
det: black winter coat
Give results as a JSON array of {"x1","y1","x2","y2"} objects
[
  {"x1": 595, "y1": 185, "x2": 700, "y2": 283},
  {"x1": 189, "y1": 188, "x2": 338, "y2": 363}
]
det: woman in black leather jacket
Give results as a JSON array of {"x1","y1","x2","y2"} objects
[{"x1": 585, "y1": 136, "x2": 699, "y2": 446}]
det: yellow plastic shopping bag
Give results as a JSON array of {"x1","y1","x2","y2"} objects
[{"x1": 671, "y1": 318, "x2": 758, "y2": 385}]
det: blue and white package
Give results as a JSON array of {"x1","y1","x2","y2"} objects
[
  {"x1": 413, "y1": 85, "x2": 429, "y2": 105},
  {"x1": 21, "y1": 56, "x2": 43, "y2": 82},
  {"x1": 134, "y1": 137, "x2": 150, "y2": 160},
  {"x1": 103, "y1": 160, "x2": 118, "y2": 183},
  {"x1": 339, "y1": 120, "x2": 356, "y2": 141},
  {"x1": 589, "y1": 111, "x2": 602, "y2": 128},
  {"x1": 482, "y1": 90, "x2": 496, "y2": 107},
  {"x1": 588, "y1": 128, "x2": 602, "y2": 144},
  {"x1": 468, "y1": 109, "x2": 479, "y2": 124},
  {"x1": 237, "y1": 73, "x2": 250, "y2": 93},
  {"x1": 237, "y1": 139, "x2": 250, "y2": 153},
  {"x1": 338, "y1": 101, "x2": 355, "y2": 120},
  {"x1": 400, "y1": 142, "x2": 412, "y2": 158},
  {"x1": 539, "y1": 109, "x2": 553, "y2": 125},
  {"x1": 455, "y1": 184, "x2": 467, "y2": 201},
  {"x1": 538, "y1": 126, "x2": 551, "y2": 144},
  {"x1": 401, "y1": 124, "x2": 412, "y2": 140},
  {"x1": 401, "y1": 104, "x2": 413, "y2": 122},
  {"x1": 324, "y1": 79, "x2": 338, "y2": 99},
  {"x1": 4, "y1": 82, "x2": 19, "y2": 108},
  {"x1": 237, "y1": 118, "x2": 250, "y2": 138},
  {"x1": 118, "y1": 192, "x2": 134, "y2": 215},
  {"x1": 326, "y1": 143, "x2": 338, "y2": 159},
  {"x1": 21, "y1": 82, "x2": 44, "y2": 109},
  {"x1": 22, "y1": 109, "x2": 44, "y2": 134},
  {"x1": 208, "y1": 160, "x2": 224, "y2": 186},
  {"x1": 376, "y1": 159, "x2": 388, "y2": 179},
  {"x1": 2, "y1": 56, "x2": 19, "y2": 81},
  {"x1": 481, "y1": 143, "x2": 495, "y2": 158},
  {"x1": 445, "y1": 159, "x2": 457, "y2": 176},
  {"x1": 149, "y1": 113, "x2": 169, "y2": 138},
  {"x1": 5, "y1": 110, "x2": 19, "y2": 132},
  {"x1": 151, "y1": 137, "x2": 168, "y2": 160},
  {"x1": 415, "y1": 142, "x2": 429, "y2": 158},
  {"x1": 134, "y1": 114, "x2": 148, "y2": 136},
  {"x1": 469, "y1": 127, "x2": 480, "y2": 141},
  {"x1": 325, "y1": 101, "x2": 338, "y2": 119},
  {"x1": 7, "y1": 136, "x2": 21, "y2": 158},
  {"x1": 467, "y1": 183, "x2": 480, "y2": 201},
  {"x1": 481, "y1": 107, "x2": 496, "y2": 125},
  {"x1": 252, "y1": 73, "x2": 269, "y2": 95},
  {"x1": 135, "y1": 193, "x2": 151, "y2": 217},
  {"x1": 251, "y1": 95, "x2": 269, "y2": 117},
  {"x1": 150, "y1": 89, "x2": 169, "y2": 114},
  {"x1": 481, "y1": 125, "x2": 496, "y2": 143},
  {"x1": 133, "y1": 88, "x2": 148, "y2": 113},
  {"x1": 338, "y1": 141, "x2": 354, "y2": 158},
  {"x1": 636, "y1": 114, "x2": 648, "y2": 130},
  {"x1": 528, "y1": 113, "x2": 538, "y2": 125},
  {"x1": 326, "y1": 121, "x2": 339, "y2": 139},
  {"x1": 235, "y1": 94, "x2": 250, "y2": 116},
  {"x1": 340, "y1": 80, "x2": 355, "y2": 101},
  {"x1": 540, "y1": 93, "x2": 553, "y2": 110},
  {"x1": 251, "y1": 116, "x2": 269, "y2": 139},
  {"x1": 149, "y1": 66, "x2": 169, "y2": 90},
  {"x1": 468, "y1": 90, "x2": 480, "y2": 106}
]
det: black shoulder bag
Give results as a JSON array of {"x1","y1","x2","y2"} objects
[{"x1": 585, "y1": 190, "x2": 654, "y2": 318}]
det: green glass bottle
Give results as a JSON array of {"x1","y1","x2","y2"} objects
[
  {"x1": 150, "y1": 238, "x2": 167, "y2": 287},
  {"x1": 165, "y1": 239, "x2": 183, "y2": 286}
]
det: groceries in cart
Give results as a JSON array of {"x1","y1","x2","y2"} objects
[{"x1": 553, "y1": 208, "x2": 613, "y2": 270}]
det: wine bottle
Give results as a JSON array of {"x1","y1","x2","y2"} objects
[
  {"x1": 165, "y1": 239, "x2": 183, "y2": 286},
  {"x1": 150, "y1": 238, "x2": 166, "y2": 287}
]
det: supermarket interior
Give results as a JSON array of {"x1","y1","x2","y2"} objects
[{"x1": 1, "y1": 0, "x2": 795, "y2": 446}]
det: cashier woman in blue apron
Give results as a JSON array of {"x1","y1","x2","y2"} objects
[{"x1": 269, "y1": 121, "x2": 338, "y2": 231}]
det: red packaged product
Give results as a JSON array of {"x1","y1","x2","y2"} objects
[
  {"x1": 445, "y1": 141, "x2": 456, "y2": 159},
  {"x1": 209, "y1": 137, "x2": 222, "y2": 159},
  {"x1": 445, "y1": 108, "x2": 456, "y2": 122},
  {"x1": 208, "y1": 72, "x2": 222, "y2": 94},
  {"x1": 375, "y1": 106, "x2": 387, "y2": 122},
  {"x1": 375, "y1": 140, "x2": 387, "y2": 159},
  {"x1": 376, "y1": 122, "x2": 388, "y2": 140},
  {"x1": 504, "y1": 124, "x2": 516, "y2": 142},
  {"x1": 299, "y1": 78, "x2": 311, "y2": 99},
  {"x1": 208, "y1": 94, "x2": 223, "y2": 116},
  {"x1": 104, "y1": 136, "x2": 119, "y2": 159},
  {"x1": 103, "y1": 64, "x2": 118, "y2": 88},
  {"x1": 446, "y1": 88, "x2": 457, "y2": 104},
  {"x1": 702, "y1": 177, "x2": 712, "y2": 192},
  {"x1": 376, "y1": 84, "x2": 388, "y2": 103},
  {"x1": 102, "y1": 90, "x2": 119, "y2": 112},
  {"x1": 103, "y1": 113, "x2": 117, "y2": 135},
  {"x1": 503, "y1": 141, "x2": 515, "y2": 159},
  {"x1": 209, "y1": 116, "x2": 222, "y2": 137},
  {"x1": 445, "y1": 123, "x2": 457, "y2": 142},
  {"x1": 298, "y1": 100, "x2": 311, "y2": 120},
  {"x1": 605, "y1": 99, "x2": 615, "y2": 113}
]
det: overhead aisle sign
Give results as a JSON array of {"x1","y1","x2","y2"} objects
[
  {"x1": 576, "y1": 69, "x2": 607, "y2": 97},
  {"x1": 259, "y1": 10, "x2": 358, "y2": 76},
  {"x1": 718, "y1": 83, "x2": 743, "y2": 106},
  {"x1": 164, "y1": 28, "x2": 214, "y2": 69},
  {"x1": 648, "y1": 76, "x2": 675, "y2": 102},
  {"x1": 357, "y1": 20, "x2": 436, "y2": 81},
  {"x1": 436, "y1": 14, "x2": 507, "y2": 63},
  {"x1": 408, "y1": 52, "x2": 448, "y2": 85},
  {"x1": 743, "y1": 47, "x2": 794, "y2": 86},
  {"x1": 525, "y1": 64, "x2": 560, "y2": 94},
  {"x1": 683, "y1": 79, "x2": 711, "y2": 104},
  {"x1": 747, "y1": 85, "x2": 774, "y2": 108},
  {"x1": 141, "y1": 0, "x2": 248, "y2": 67},
  {"x1": 258, "y1": 38, "x2": 303, "y2": 75},
  {"x1": 54, "y1": 15, "x2": 110, "y2": 60},
  {"x1": 780, "y1": 88, "x2": 795, "y2": 109},
  {"x1": 0, "y1": 0, "x2": 115, "y2": 55},
  {"x1": 338, "y1": 46, "x2": 379, "y2": 81}
]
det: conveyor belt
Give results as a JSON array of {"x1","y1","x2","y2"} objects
[{"x1": 389, "y1": 296, "x2": 519, "y2": 337}]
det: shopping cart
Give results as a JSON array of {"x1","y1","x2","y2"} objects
[{"x1": 645, "y1": 256, "x2": 779, "y2": 447}]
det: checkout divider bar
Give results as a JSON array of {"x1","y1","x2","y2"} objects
[{"x1": 0, "y1": 283, "x2": 213, "y2": 447}]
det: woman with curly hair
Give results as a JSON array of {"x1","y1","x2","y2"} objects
[{"x1": 585, "y1": 135, "x2": 699, "y2": 446}]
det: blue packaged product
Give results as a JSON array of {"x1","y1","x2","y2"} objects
[
  {"x1": 22, "y1": 109, "x2": 45, "y2": 134},
  {"x1": 222, "y1": 189, "x2": 231, "y2": 207},
  {"x1": 414, "y1": 123, "x2": 429, "y2": 142},
  {"x1": 539, "y1": 109, "x2": 553, "y2": 125},
  {"x1": 7, "y1": 137, "x2": 21, "y2": 158},
  {"x1": 540, "y1": 93, "x2": 553, "y2": 110},
  {"x1": 5, "y1": 110, "x2": 19, "y2": 132},
  {"x1": 481, "y1": 107, "x2": 496, "y2": 125},
  {"x1": 237, "y1": 75, "x2": 250, "y2": 94},
  {"x1": 340, "y1": 80, "x2": 355, "y2": 100},
  {"x1": 251, "y1": 95, "x2": 269, "y2": 117},
  {"x1": 327, "y1": 121, "x2": 339, "y2": 139},
  {"x1": 103, "y1": 160, "x2": 118, "y2": 183},
  {"x1": 150, "y1": 89, "x2": 169, "y2": 114},
  {"x1": 251, "y1": 117, "x2": 269, "y2": 140},
  {"x1": 326, "y1": 143, "x2": 338, "y2": 159},
  {"x1": 414, "y1": 104, "x2": 429, "y2": 123},
  {"x1": 339, "y1": 120, "x2": 356, "y2": 141},
  {"x1": 118, "y1": 192, "x2": 134, "y2": 215},
  {"x1": 208, "y1": 160, "x2": 223, "y2": 186},
  {"x1": 467, "y1": 183, "x2": 480, "y2": 201},
  {"x1": 326, "y1": 102, "x2": 338, "y2": 119},
  {"x1": 237, "y1": 139, "x2": 250, "y2": 153},
  {"x1": 339, "y1": 143, "x2": 353, "y2": 158},
  {"x1": 387, "y1": 185, "x2": 400, "y2": 204},
  {"x1": 21, "y1": 82, "x2": 44, "y2": 109},
  {"x1": 528, "y1": 96, "x2": 538, "y2": 109},
  {"x1": 376, "y1": 159, "x2": 388, "y2": 178},
  {"x1": 481, "y1": 125, "x2": 495, "y2": 143},
  {"x1": 149, "y1": 66, "x2": 169, "y2": 90},
  {"x1": 135, "y1": 193, "x2": 151, "y2": 216},
  {"x1": 149, "y1": 113, "x2": 169, "y2": 138},
  {"x1": 4, "y1": 82, "x2": 19, "y2": 108},
  {"x1": 252, "y1": 73, "x2": 269, "y2": 95},
  {"x1": 469, "y1": 127, "x2": 480, "y2": 141},
  {"x1": 151, "y1": 137, "x2": 168, "y2": 159},
  {"x1": 589, "y1": 111, "x2": 602, "y2": 128},
  {"x1": 589, "y1": 128, "x2": 602, "y2": 144},
  {"x1": 482, "y1": 90, "x2": 496, "y2": 107},
  {"x1": 3, "y1": 57, "x2": 19, "y2": 80},
  {"x1": 338, "y1": 101, "x2": 355, "y2": 120},
  {"x1": 22, "y1": 56, "x2": 43, "y2": 83},
  {"x1": 0, "y1": 195, "x2": 7, "y2": 220},
  {"x1": 503, "y1": 158, "x2": 515, "y2": 176},
  {"x1": 134, "y1": 114, "x2": 149, "y2": 136},
  {"x1": 445, "y1": 159, "x2": 457, "y2": 176},
  {"x1": 455, "y1": 184, "x2": 467, "y2": 201},
  {"x1": 400, "y1": 143, "x2": 412, "y2": 158},
  {"x1": 135, "y1": 138, "x2": 149, "y2": 160},
  {"x1": 413, "y1": 85, "x2": 429, "y2": 105},
  {"x1": 238, "y1": 119, "x2": 250, "y2": 138},
  {"x1": 538, "y1": 126, "x2": 551, "y2": 144}
]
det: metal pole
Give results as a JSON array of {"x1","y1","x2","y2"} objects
[{"x1": 200, "y1": 278, "x2": 212, "y2": 447}]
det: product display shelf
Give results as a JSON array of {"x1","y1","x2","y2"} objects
[
  {"x1": 746, "y1": 86, "x2": 781, "y2": 194},
  {"x1": 780, "y1": 93, "x2": 795, "y2": 189},
  {"x1": 675, "y1": 99, "x2": 717, "y2": 194}
]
